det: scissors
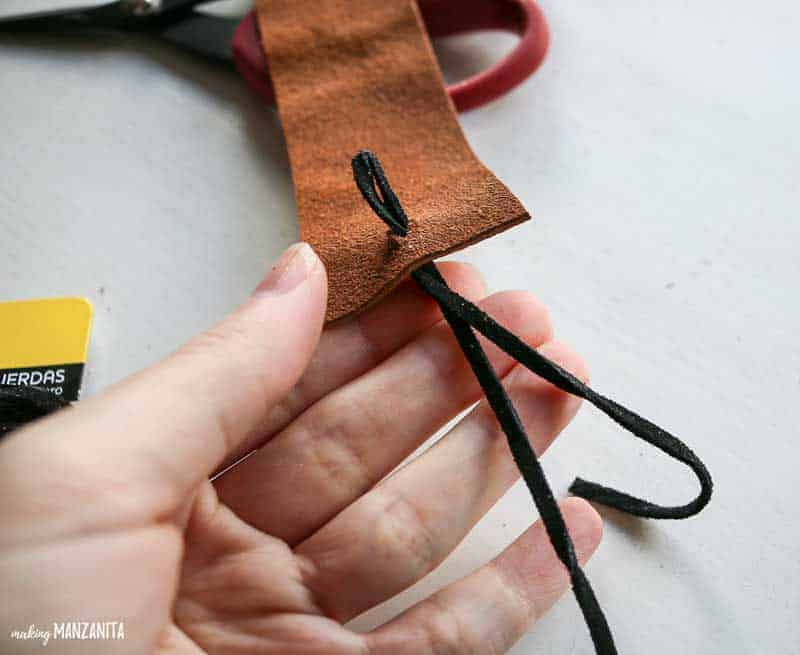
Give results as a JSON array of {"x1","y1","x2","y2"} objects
[{"x1": 0, "y1": 0, "x2": 549, "y2": 112}]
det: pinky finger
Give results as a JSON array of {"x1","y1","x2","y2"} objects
[{"x1": 364, "y1": 498, "x2": 603, "y2": 655}]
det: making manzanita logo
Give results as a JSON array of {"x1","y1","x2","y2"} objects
[{"x1": 9, "y1": 622, "x2": 126, "y2": 646}]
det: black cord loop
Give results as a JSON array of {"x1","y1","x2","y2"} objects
[
  {"x1": 352, "y1": 149, "x2": 714, "y2": 655},
  {"x1": 412, "y1": 266, "x2": 714, "y2": 520},
  {"x1": 352, "y1": 150, "x2": 409, "y2": 237}
]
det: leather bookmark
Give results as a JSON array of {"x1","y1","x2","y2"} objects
[
  {"x1": 255, "y1": 5, "x2": 714, "y2": 654},
  {"x1": 256, "y1": 0, "x2": 529, "y2": 323}
]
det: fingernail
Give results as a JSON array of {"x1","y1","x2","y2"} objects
[{"x1": 256, "y1": 243, "x2": 317, "y2": 295}]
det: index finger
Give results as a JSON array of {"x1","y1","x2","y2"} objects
[{"x1": 218, "y1": 261, "x2": 487, "y2": 470}]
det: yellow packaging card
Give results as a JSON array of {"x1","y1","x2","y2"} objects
[{"x1": 0, "y1": 297, "x2": 93, "y2": 401}]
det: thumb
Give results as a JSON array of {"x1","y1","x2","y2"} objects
[{"x1": 0, "y1": 243, "x2": 327, "y2": 541}]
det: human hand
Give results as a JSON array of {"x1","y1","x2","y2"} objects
[{"x1": 0, "y1": 243, "x2": 601, "y2": 654}]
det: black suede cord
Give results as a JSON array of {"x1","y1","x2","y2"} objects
[
  {"x1": 415, "y1": 261, "x2": 618, "y2": 654},
  {"x1": 0, "y1": 385, "x2": 69, "y2": 439},
  {"x1": 352, "y1": 150, "x2": 714, "y2": 655}
]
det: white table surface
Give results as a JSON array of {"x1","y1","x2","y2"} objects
[{"x1": 1, "y1": 1, "x2": 798, "y2": 653}]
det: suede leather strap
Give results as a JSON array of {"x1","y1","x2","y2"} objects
[{"x1": 256, "y1": 0, "x2": 529, "y2": 322}]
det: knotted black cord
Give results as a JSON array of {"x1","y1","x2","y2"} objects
[
  {"x1": 0, "y1": 385, "x2": 69, "y2": 439},
  {"x1": 353, "y1": 149, "x2": 714, "y2": 654}
]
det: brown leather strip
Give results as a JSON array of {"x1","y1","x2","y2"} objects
[{"x1": 256, "y1": 0, "x2": 530, "y2": 322}]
